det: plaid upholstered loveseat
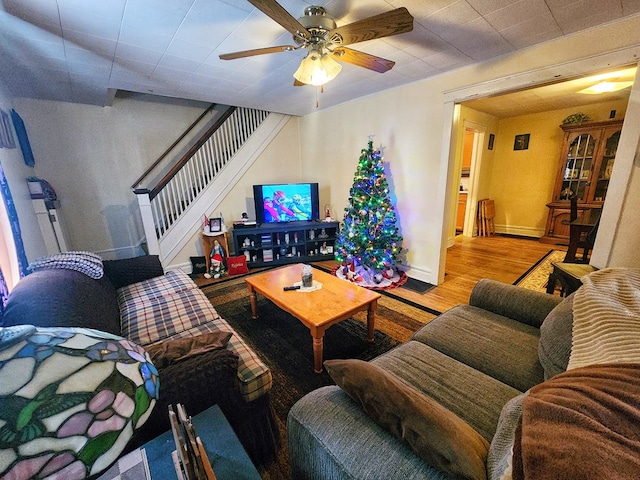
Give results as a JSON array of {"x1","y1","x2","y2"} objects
[{"x1": 1, "y1": 254, "x2": 276, "y2": 463}]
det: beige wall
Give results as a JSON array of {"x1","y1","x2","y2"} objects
[
  {"x1": 300, "y1": 79, "x2": 448, "y2": 283},
  {"x1": 13, "y1": 95, "x2": 210, "y2": 259},
  {"x1": 299, "y1": 16, "x2": 640, "y2": 284},
  {"x1": 3, "y1": 16, "x2": 640, "y2": 283},
  {"x1": 174, "y1": 116, "x2": 302, "y2": 262}
]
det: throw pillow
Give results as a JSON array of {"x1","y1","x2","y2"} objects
[
  {"x1": 325, "y1": 359, "x2": 490, "y2": 480},
  {"x1": 190, "y1": 256, "x2": 207, "y2": 275},
  {"x1": 145, "y1": 331, "x2": 233, "y2": 369},
  {"x1": 538, "y1": 293, "x2": 574, "y2": 380},
  {"x1": 103, "y1": 255, "x2": 164, "y2": 289},
  {"x1": 227, "y1": 256, "x2": 249, "y2": 275}
]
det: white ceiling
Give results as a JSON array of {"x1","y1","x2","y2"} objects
[
  {"x1": 1, "y1": 0, "x2": 639, "y2": 117},
  {"x1": 462, "y1": 65, "x2": 637, "y2": 117}
]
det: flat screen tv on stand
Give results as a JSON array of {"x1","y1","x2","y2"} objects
[{"x1": 253, "y1": 183, "x2": 319, "y2": 224}]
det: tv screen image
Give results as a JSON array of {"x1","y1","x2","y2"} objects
[{"x1": 254, "y1": 183, "x2": 319, "y2": 223}]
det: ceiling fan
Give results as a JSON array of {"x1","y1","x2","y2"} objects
[{"x1": 219, "y1": 0, "x2": 414, "y2": 87}]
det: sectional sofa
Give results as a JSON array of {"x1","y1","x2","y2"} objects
[{"x1": 288, "y1": 269, "x2": 640, "y2": 479}]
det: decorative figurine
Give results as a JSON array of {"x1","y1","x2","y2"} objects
[
  {"x1": 209, "y1": 253, "x2": 226, "y2": 279},
  {"x1": 212, "y1": 239, "x2": 226, "y2": 265}
]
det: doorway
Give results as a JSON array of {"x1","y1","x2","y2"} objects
[{"x1": 457, "y1": 123, "x2": 485, "y2": 238}]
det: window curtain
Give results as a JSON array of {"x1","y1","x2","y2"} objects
[{"x1": 0, "y1": 267, "x2": 8, "y2": 314}]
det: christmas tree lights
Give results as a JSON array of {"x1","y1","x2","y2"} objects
[{"x1": 335, "y1": 138, "x2": 403, "y2": 285}]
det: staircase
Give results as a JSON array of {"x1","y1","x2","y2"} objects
[{"x1": 133, "y1": 105, "x2": 289, "y2": 267}]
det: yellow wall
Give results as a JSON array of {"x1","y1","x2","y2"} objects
[{"x1": 487, "y1": 100, "x2": 628, "y2": 236}]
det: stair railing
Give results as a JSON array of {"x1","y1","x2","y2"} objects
[{"x1": 134, "y1": 106, "x2": 270, "y2": 255}]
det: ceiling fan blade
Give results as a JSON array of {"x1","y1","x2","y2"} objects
[
  {"x1": 219, "y1": 45, "x2": 297, "y2": 60},
  {"x1": 331, "y1": 47, "x2": 395, "y2": 73},
  {"x1": 248, "y1": 0, "x2": 310, "y2": 40},
  {"x1": 328, "y1": 7, "x2": 413, "y2": 46}
]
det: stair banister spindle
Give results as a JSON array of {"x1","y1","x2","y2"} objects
[
  {"x1": 204, "y1": 138, "x2": 215, "y2": 181},
  {"x1": 134, "y1": 106, "x2": 276, "y2": 263}
]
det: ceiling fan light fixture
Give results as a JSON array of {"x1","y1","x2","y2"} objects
[{"x1": 293, "y1": 48, "x2": 342, "y2": 86}]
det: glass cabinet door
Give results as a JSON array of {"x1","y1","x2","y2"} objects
[
  {"x1": 560, "y1": 133, "x2": 595, "y2": 201},
  {"x1": 594, "y1": 129, "x2": 621, "y2": 201}
]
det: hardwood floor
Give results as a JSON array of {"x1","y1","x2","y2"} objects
[
  {"x1": 316, "y1": 234, "x2": 566, "y2": 313},
  {"x1": 410, "y1": 234, "x2": 565, "y2": 312}
]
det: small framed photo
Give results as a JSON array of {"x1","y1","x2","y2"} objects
[
  {"x1": 209, "y1": 217, "x2": 222, "y2": 233},
  {"x1": 513, "y1": 133, "x2": 530, "y2": 151},
  {"x1": 488, "y1": 133, "x2": 495, "y2": 150}
]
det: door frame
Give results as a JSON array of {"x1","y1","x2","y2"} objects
[{"x1": 461, "y1": 122, "x2": 486, "y2": 237}]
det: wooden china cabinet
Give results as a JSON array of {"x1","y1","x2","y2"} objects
[{"x1": 541, "y1": 119, "x2": 623, "y2": 244}]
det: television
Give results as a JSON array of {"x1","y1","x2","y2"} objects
[{"x1": 253, "y1": 183, "x2": 319, "y2": 224}]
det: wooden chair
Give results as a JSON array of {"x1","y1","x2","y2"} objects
[
  {"x1": 477, "y1": 199, "x2": 495, "y2": 237},
  {"x1": 563, "y1": 198, "x2": 599, "y2": 263}
]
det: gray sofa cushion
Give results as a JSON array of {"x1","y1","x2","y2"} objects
[
  {"x1": 538, "y1": 294, "x2": 574, "y2": 380},
  {"x1": 411, "y1": 305, "x2": 544, "y2": 392},
  {"x1": 372, "y1": 341, "x2": 521, "y2": 441}
]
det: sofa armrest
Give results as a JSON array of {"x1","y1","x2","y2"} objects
[
  {"x1": 102, "y1": 255, "x2": 164, "y2": 289},
  {"x1": 469, "y1": 279, "x2": 562, "y2": 328},
  {"x1": 130, "y1": 347, "x2": 239, "y2": 447}
]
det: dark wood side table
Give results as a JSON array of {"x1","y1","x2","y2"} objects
[{"x1": 547, "y1": 262, "x2": 597, "y2": 297}]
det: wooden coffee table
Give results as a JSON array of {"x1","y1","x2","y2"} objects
[{"x1": 245, "y1": 264, "x2": 381, "y2": 373}]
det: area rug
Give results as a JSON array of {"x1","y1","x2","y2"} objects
[
  {"x1": 514, "y1": 249, "x2": 566, "y2": 292},
  {"x1": 201, "y1": 276, "x2": 439, "y2": 479}
]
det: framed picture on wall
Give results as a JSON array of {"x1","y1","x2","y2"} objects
[
  {"x1": 513, "y1": 133, "x2": 530, "y2": 151},
  {"x1": 209, "y1": 217, "x2": 222, "y2": 232},
  {"x1": 488, "y1": 133, "x2": 495, "y2": 150}
]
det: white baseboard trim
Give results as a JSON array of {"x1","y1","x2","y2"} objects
[
  {"x1": 494, "y1": 224, "x2": 543, "y2": 238},
  {"x1": 401, "y1": 264, "x2": 436, "y2": 285}
]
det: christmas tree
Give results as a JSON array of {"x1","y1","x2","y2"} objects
[{"x1": 335, "y1": 138, "x2": 403, "y2": 285}]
